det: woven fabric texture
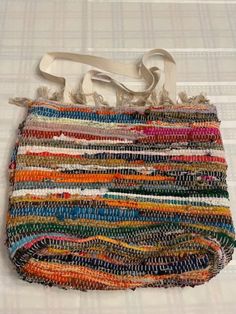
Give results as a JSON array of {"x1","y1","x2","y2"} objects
[{"x1": 6, "y1": 97, "x2": 235, "y2": 290}]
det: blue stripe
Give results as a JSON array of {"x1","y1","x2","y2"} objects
[
  {"x1": 9, "y1": 205, "x2": 234, "y2": 232},
  {"x1": 30, "y1": 107, "x2": 143, "y2": 124}
]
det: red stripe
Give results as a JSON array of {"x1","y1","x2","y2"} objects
[
  {"x1": 22, "y1": 129, "x2": 222, "y2": 144},
  {"x1": 24, "y1": 152, "x2": 84, "y2": 158}
]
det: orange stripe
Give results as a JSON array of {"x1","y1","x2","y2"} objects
[
  {"x1": 14, "y1": 170, "x2": 175, "y2": 183},
  {"x1": 23, "y1": 259, "x2": 210, "y2": 289},
  {"x1": 10, "y1": 194, "x2": 230, "y2": 217}
]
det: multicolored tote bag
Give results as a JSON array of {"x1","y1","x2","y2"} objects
[{"x1": 7, "y1": 49, "x2": 236, "y2": 290}]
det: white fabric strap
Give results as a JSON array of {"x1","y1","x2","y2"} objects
[{"x1": 39, "y1": 48, "x2": 176, "y2": 105}]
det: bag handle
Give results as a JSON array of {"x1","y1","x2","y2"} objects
[{"x1": 39, "y1": 48, "x2": 176, "y2": 105}]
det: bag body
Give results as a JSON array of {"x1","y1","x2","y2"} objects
[{"x1": 6, "y1": 49, "x2": 235, "y2": 290}]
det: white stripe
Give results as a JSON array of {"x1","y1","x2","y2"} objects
[
  {"x1": 18, "y1": 165, "x2": 156, "y2": 172},
  {"x1": 106, "y1": 192, "x2": 230, "y2": 207},
  {"x1": 18, "y1": 145, "x2": 225, "y2": 158},
  {"x1": 12, "y1": 188, "x2": 230, "y2": 207},
  {"x1": 12, "y1": 188, "x2": 108, "y2": 198},
  {"x1": 52, "y1": 134, "x2": 133, "y2": 144}
]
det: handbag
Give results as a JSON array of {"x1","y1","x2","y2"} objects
[{"x1": 7, "y1": 48, "x2": 236, "y2": 290}]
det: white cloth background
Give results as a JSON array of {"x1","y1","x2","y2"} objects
[{"x1": 0, "y1": 1, "x2": 236, "y2": 313}]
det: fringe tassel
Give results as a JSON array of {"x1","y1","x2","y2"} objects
[
  {"x1": 12, "y1": 85, "x2": 211, "y2": 108},
  {"x1": 178, "y1": 91, "x2": 210, "y2": 105},
  {"x1": 158, "y1": 87, "x2": 175, "y2": 106},
  {"x1": 36, "y1": 86, "x2": 64, "y2": 102},
  {"x1": 8, "y1": 97, "x2": 32, "y2": 107},
  {"x1": 116, "y1": 89, "x2": 136, "y2": 107},
  {"x1": 70, "y1": 90, "x2": 109, "y2": 107},
  {"x1": 69, "y1": 79, "x2": 109, "y2": 107},
  {"x1": 69, "y1": 90, "x2": 86, "y2": 104},
  {"x1": 69, "y1": 81, "x2": 87, "y2": 104}
]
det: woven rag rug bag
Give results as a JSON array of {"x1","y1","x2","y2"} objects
[{"x1": 7, "y1": 49, "x2": 236, "y2": 290}]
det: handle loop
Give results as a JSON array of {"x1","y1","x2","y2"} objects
[{"x1": 39, "y1": 48, "x2": 176, "y2": 105}]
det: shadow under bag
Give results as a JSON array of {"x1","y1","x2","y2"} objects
[{"x1": 6, "y1": 49, "x2": 236, "y2": 290}]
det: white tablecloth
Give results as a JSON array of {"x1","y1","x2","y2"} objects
[{"x1": 0, "y1": 1, "x2": 236, "y2": 313}]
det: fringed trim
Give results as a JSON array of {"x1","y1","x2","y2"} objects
[
  {"x1": 8, "y1": 97, "x2": 32, "y2": 107},
  {"x1": 36, "y1": 86, "x2": 64, "y2": 102},
  {"x1": 70, "y1": 90, "x2": 109, "y2": 107},
  {"x1": 145, "y1": 89, "x2": 170, "y2": 106},
  {"x1": 178, "y1": 91, "x2": 210, "y2": 106},
  {"x1": 9, "y1": 86, "x2": 211, "y2": 108}
]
